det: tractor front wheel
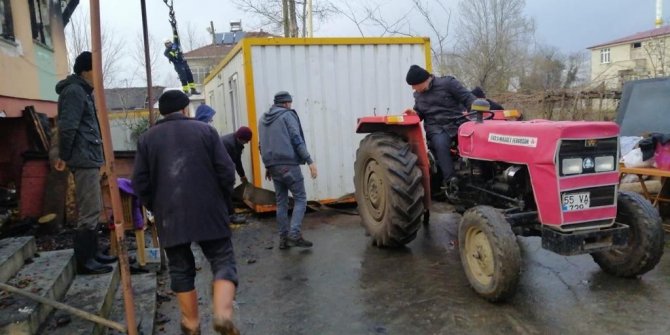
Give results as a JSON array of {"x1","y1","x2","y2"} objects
[
  {"x1": 591, "y1": 191, "x2": 665, "y2": 277},
  {"x1": 459, "y1": 206, "x2": 521, "y2": 302},
  {"x1": 354, "y1": 133, "x2": 424, "y2": 247}
]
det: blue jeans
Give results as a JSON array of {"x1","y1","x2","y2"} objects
[
  {"x1": 428, "y1": 131, "x2": 455, "y2": 183},
  {"x1": 269, "y1": 165, "x2": 306, "y2": 239}
]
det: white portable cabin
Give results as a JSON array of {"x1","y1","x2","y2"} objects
[{"x1": 203, "y1": 37, "x2": 431, "y2": 204}]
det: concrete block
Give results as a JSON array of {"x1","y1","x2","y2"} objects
[
  {"x1": 45, "y1": 263, "x2": 120, "y2": 335},
  {"x1": 0, "y1": 237, "x2": 37, "y2": 283},
  {"x1": 0, "y1": 249, "x2": 75, "y2": 334},
  {"x1": 107, "y1": 272, "x2": 157, "y2": 335}
]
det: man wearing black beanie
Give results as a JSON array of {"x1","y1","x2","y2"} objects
[
  {"x1": 404, "y1": 64, "x2": 476, "y2": 196},
  {"x1": 54, "y1": 51, "x2": 117, "y2": 275},
  {"x1": 133, "y1": 90, "x2": 240, "y2": 334}
]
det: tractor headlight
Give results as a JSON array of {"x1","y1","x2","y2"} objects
[
  {"x1": 595, "y1": 156, "x2": 615, "y2": 172},
  {"x1": 562, "y1": 158, "x2": 583, "y2": 175}
]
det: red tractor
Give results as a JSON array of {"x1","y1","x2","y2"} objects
[{"x1": 354, "y1": 105, "x2": 665, "y2": 302}]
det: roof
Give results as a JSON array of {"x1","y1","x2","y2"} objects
[
  {"x1": 588, "y1": 25, "x2": 670, "y2": 49},
  {"x1": 184, "y1": 44, "x2": 236, "y2": 59},
  {"x1": 105, "y1": 86, "x2": 165, "y2": 111},
  {"x1": 184, "y1": 31, "x2": 277, "y2": 59}
]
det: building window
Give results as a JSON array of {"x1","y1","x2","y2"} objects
[
  {"x1": 632, "y1": 42, "x2": 642, "y2": 49},
  {"x1": 28, "y1": 0, "x2": 52, "y2": 47},
  {"x1": 0, "y1": 0, "x2": 14, "y2": 41},
  {"x1": 600, "y1": 48, "x2": 611, "y2": 64},
  {"x1": 229, "y1": 74, "x2": 239, "y2": 129},
  {"x1": 192, "y1": 66, "x2": 209, "y2": 85}
]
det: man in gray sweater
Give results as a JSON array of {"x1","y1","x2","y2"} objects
[{"x1": 258, "y1": 91, "x2": 318, "y2": 249}]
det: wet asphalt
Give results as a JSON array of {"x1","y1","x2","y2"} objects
[{"x1": 155, "y1": 202, "x2": 670, "y2": 335}]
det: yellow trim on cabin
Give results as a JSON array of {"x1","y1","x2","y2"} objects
[
  {"x1": 241, "y1": 40, "x2": 263, "y2": 188},
  {"x1": 423, "y1": 39, "x2": 433, "y2": 72},
  {"x1": 204, "y1": 37, "x2": 433, "y2": 187},
  {"x1": 108, "y1": 110, "x2": 150, "y2": 120},
  {"x1": 203, "y1": 42, "x2": 244, "y2": 85}
]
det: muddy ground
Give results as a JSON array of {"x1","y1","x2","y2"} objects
[{"x1": 155, "y1": 202, "x2": 670, "y2": 335}]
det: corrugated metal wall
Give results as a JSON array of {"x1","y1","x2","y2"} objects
[
  {"x1": 204, "y1": 39, "x2": 428, "y2": 201},
  {"x1": 251, "y1": 41, "x2": 427, "y2": 201}
]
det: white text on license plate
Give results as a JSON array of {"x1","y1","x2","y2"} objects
[{"x1": 562, "y1": 192, "x2": 590, "y2": 211}]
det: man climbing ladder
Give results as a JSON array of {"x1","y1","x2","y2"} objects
[{"x1": 163, "y1": 0, "x2": 199, "y2": 95}]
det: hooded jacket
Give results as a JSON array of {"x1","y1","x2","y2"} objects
[
  {"x1": 55, "y1": 74, "x2": 104, "y2": 168},
  {"x1": 195, "y1": 104, "x2": 216, "y2": 123},
  {"x1": 258, "y1": 105, "x2": 312, "y2": 167}
]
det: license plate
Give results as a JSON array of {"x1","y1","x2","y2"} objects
[{"x1": 562, "y1": 192, "x2": 590, "y2": 211}]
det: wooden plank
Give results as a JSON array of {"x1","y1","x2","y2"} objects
[{"x1": 23, "y1": 106, "x2": 49, "y2": 152}]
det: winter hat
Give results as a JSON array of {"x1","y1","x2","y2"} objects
[
  {"x1": 158, "y1": 90, "x2": 190, "y2": 115},
  {"x1": 73, "y1": 51, "x2": 92, "y2": 75},
  {"x1": 405, "y1": 65, "x2": 430, "y2": 85},
  {"x1": 235, "y1": 126, "x2": 253, "y2": 141},
  {"x1": 195, "y1": 104, "x2": 216, "y2": 123},
  {"x1": 274, "y1": 91, "x2": 293, "y2": 104},
  {"x1": 472, "y1": 86, "x2": 486, "y2": 98}
]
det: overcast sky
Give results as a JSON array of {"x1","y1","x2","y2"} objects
[{"x1": 71, "y1": 0, "x2": 666, "y2": 88}]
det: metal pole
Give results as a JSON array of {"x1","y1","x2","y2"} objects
[
  {"x1": 89, "y1": 1, "x2": 138, "y2": 334},
  {"x1": 0, "y1": 282, "x2": 127, "y2": 333},
  {"x1": 140, "y1": 0, "x2": 156, "y2": 126}
]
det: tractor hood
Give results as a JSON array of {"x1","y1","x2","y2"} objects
[{"x1": 458, "y1": 120, "x2": 620, "y2": 227}]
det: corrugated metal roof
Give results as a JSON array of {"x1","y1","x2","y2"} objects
[{"x1": 588, "y1": 25, "x2": 670, "y2": 49}]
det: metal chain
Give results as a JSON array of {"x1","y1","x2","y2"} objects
[{"x1": 162, "y1": 0, "x2": 178, "y2": 29}]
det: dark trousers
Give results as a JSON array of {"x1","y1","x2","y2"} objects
[
  {"x1": 164, "y1": 238, "x2": 238, "y2": 293},
  {"x1": 428, "y1": 132, "x2": 455, "y2": 183},
  {"x1": 173, "y1": 61, "x2": 194, "y2": 86}
]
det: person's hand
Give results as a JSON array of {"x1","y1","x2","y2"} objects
[
  {"x1": 308, "y1": 163, "x2": 318, "y2": 179},
  {"x1": 403, "y1": 108, "x2": 417, "y2": 115},
  {"x1": 54, "y1": 159, "x2": 66, "y2": 171},
  {"x1": 240, "y1": 176, "x2": 248, "y2": 183},
  {"x1": 265, "y1": 169, "x2": 272, "y2": 181}
]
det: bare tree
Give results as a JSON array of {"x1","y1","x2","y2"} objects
[
  {"x1": 129, "y1": 32, "x2": 163, "y2": 86},
  {"x1": 643, "y1": 36, "x2": 668, "y2": 77},
  {"x1": 520, "y1": 45, "x2": 564, "y2": 92},
  {"x1": 65, "y1": 10, "x2": 125, "y2": 87},
  {"x1": 231, "y1": 0, "x2": 337, "y2": 37},
  {"x1": 454, "y1": 0, "x2": 535, "y2": 92},
  {"x1": 184, "y1": 21, "x2": 207, "y2": 51}
]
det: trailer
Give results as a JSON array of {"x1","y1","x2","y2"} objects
[{"x1": 203, "y1": 37, "x2": 431, "y2": 208}]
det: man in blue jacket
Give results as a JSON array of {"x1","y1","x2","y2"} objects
[
  {"x1": 133, "y1": 90, "x2": 239, "y2": 334},
  {"x1": 55, "y1": 51, "x2": 116, "y2": 275},
  {"x1": 258, "y1": 91, "x2": 318, "y2": 249}
]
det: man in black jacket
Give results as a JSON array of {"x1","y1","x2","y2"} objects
[
  {"x1": 55, "y1": 51, "x2": 116, "y2": 275},
  {"x1": 404, "y1": 64, "x2": 476, "y2": 191},
  {"x1": 221, "y1": 126, "x2": 253, "y2": 224},
  {"x1": 133, "y1": 90, "x2": 239, "y2": 335},
  {"x1": 472, "y1": 86, "x2": 504, "y2": 111}
]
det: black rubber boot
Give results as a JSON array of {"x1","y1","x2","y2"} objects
[
  {"x1": 92, "y1": 233, "x2": 117, "y2": 264},
  {"x1": 74, "y1": 230, "x2": 112, "y2": 275}
]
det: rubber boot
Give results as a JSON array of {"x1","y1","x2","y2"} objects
[
  {"x1": 212, "y1": 280, "x2": 239, "y2": 335},
  {"x1": 177, "y1": 290, "x2": 200, "y2": 335},
  {"x1": 74, "y1": 229, "x2": 112, "y2": 275},
  {"x1": 92, "y1": 232, "x2": 117, "y2": 264}
]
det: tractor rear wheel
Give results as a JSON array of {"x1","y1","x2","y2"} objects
[
  {"x1": 591, "y1": 191, "x2": 665, "y2": 277},
  {"x1": 459, "y1": 206, "x2": 521, "y2": 302},
  {"x1": 354, "y1": 133, "x2": 424, "y2": 247}
]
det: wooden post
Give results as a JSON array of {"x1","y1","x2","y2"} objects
[{"x1": 90, "y1": 1, "x2": 138, "y2": 334}]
